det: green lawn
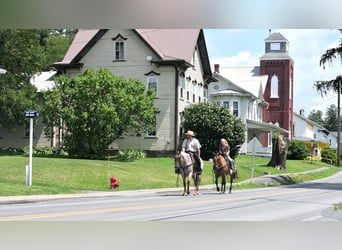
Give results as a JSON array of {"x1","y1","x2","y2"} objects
[{"x1": 0, "y1": 154, "x2": 339, "y2": 196}]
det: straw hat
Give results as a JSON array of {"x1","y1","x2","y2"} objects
[{"x1": 185, "y1": 130, "x2": 195, "y2": 137}]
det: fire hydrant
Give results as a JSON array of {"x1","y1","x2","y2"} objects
[{"x1": 110, "y1": 176, "x2": 120, "y2": 189}]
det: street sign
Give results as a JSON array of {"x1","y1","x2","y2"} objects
[
  {"x1": 24, "y1": 110, "x2": 39, "y2": 186},
  {"x1": 24, "y1": 110, "x2": 39, "y2": 118}
]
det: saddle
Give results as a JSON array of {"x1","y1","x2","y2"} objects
[{"x1": 186, "y1": 151, "x2": 202, "y2": 173}]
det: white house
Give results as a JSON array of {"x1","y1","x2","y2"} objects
[
  {"x1": 208, "y1": 64, "x2": 288, "y2": 156},
  {"x1": 293, "y1": 110, "x2": 337, "y2": 160}
]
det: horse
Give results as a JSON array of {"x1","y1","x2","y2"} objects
[
  {"x1": 212, "y1": 152, "x2": 237, "y2": 194},
  {"x1": 175, "y1": 151, "x2": 202, "y2": 196}
]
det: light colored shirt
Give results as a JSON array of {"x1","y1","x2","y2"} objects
[{"x1": 182, "y1": 138, "x2": 201, "y2": 153}]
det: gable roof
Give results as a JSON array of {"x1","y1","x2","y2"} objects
[
  {"x1": 214, "y1": 66, "x2": 268, "y2": 100},
  {"x1": 265, "y1": 32, "x2": 289, "y2": 42},
  {"x1": 54, "y1": 29, "x2": 212, "y2": 77},
  {"x1": 135, "y1": 29, "x2": 199, "y2": 61}
]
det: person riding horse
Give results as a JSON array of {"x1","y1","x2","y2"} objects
[
  {"x1": 219, "y1": 138, "x2": 235, "y2": 174},
  {"x1": 181, "y1": 130, "x2": 202, "y2": 174}
]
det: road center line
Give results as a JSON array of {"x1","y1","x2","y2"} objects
[{"x1": 0, "y1": 188, "x2": 312, "y2": 221}]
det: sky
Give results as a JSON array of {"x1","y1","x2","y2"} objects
[{"x1": 203, "y1": 29, "x2": 342, "y2": 118}]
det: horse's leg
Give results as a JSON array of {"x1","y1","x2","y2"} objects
[
  {"x1": 182, "y1": 177, "x2": 186, "y2": 196},
  {"x1": 215, "y1": 174, "x2": 220, "y2": 192},
  {"x1": 229, "y1": 174, "x2": 233, "y2": 194},
  {"x1": 221, "y1": 175, "x2": 226, "y2": 194},
  {"x1": 193, "y1": 172, "x2": 200, "y2": 195},
  {"x1": 186, "y1": 178, "x2": 191, "y2": 195}
]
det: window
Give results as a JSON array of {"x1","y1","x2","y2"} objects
[
  {"x1": 147, "y1": 115, "x2": 156, "y2": 137},
  {"x1": 192, "y1": 83, "x2": 196, "y2": 103},
  {"x1": 112, "y1": 34, "x2": 127, "y2": 61},
  {"x1": 270, "y1": 42, "x2": 280, "y2": 51},
  {"x1": 115, "y1": 41, "x2": 125, "y2": 60},
  {"x1": 147, "y1": 76, "x2": 158, "y2": 96},
  {"x1": 24, "y1": 124, "x2": 34, "y2": 137},
  {"x1": 25, "y1": 125, "x2": 30, "y2": 137},
  {"x1": 289, "y1": 78, "x2": 292, "y2": 100},
  {"x1": 268, "y1": 132, "x2": 272, "y2": 147},
  {"x1": 270, "y1": 75, "x2": 279, "y2": 98},
  {"x1": 233, "y1": 101, "x2": 239, "y2": 116},
  {"x1": 179, "y1": 75, "x2": 185, "y2": 98},
  {"x1": 223, "y1": 101, "x2": 229, "y2": 110},
  {"x1": 203, "y1": 89, "x2": 207, "y2": 101}
]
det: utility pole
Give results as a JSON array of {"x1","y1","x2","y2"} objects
[
  {"x1": 338, "y1": 29, "x2": 342, "y2": 167},
  {"x1": 338, "y1": 82, "x2": 341, "y2": 166}
]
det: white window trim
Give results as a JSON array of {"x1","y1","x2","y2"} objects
[
  {"x1": 114, "y1": 40, "x2": 125, "y2": 61},
  {"x1": 270, "y1": 75, "x2": 279, "y2": 98},
  {"x1": 147, "y1": 76, "x2": 158, "y2": 97},
  {"x1": 232, "y1": 100, "x2": 239, "y2": 117}
]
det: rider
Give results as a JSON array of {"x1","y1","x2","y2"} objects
[
  {"x1": 181, "y1": 130, "x2": 202, "y2": 174},
  {"x1": 219, "y1": 138, "x2": 235, "y2": 174}
]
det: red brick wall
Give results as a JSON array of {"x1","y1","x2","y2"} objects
[{"x1": 260, "y1": 59, "x2": 294, "y2": 146}]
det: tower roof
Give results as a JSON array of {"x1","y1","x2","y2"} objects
[{"x1": 265, "y1": 32, "x2": 289, "y2": 42}]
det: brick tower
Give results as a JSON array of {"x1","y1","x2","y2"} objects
[{"x1": 260, "y1": 32, "x2": 294, "y2": 144}]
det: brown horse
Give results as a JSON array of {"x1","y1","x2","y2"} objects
[
  {"x1": 175, "y1": 151, "x2": 201, "y2": 196},
  {"x1": 212, "y1": 153, "x2": 236, "y2": 194}
]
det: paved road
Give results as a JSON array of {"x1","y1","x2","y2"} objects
[{"x1": 1, "y1": 170, "x2": 342, "y2": 221}]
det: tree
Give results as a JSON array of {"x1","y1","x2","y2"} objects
[
  {"x1": 39, "y1": 29, "x2": 76, "y2": 69},
  {"x1": 42, "y1": 68, "x2": 157, "y2": 159},
  {"x1": 324, "y1": 104, "x2": 338, "y2": 131},
  {"x1": 267, "y1": 133, "x2": 288, "y2": 170},
  {"x1": 308, "y1": 109, "x2": 325, "y2": 127},
  {"x1": 314, "y1": 29, "x2": 342, "y2": 166},
  {"x1": 0, "y1": 29, "x2": 74, "y2": 130},
  {"x1": 182, "y1": 102, "x2": 245, "y2": 160},
  {"x1": 0, "y1": 29, "x2": 47, "y2": 129}
]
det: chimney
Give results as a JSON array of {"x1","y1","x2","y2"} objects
[{"x1": 214, "y1": 64, "x2": 220, "y2": 73}]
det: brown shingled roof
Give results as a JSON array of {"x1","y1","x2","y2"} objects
[
  {"x1": 55, "y1": 29, "x2": 200, "y2": 65},
  {"x1": 135, "y1": 29, "x2": 200, "y2": 62}
]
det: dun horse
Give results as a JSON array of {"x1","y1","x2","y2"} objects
[
  {"x1": 212, "y1": 152, "x2": 237, "y2": 194},
  {"x1": 175, "y1": 151, "x2": 201, "y2": 196}
]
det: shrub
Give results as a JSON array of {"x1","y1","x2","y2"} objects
[
  {"x1": 287, "y1": 140, "x2": 309, "y2": 160},
  {"x1": 117, "y1": 149, "x2": 146, "y2": 161},
  {"x1": 321, "y1": 147, "x2": 337, "y2": 165}
]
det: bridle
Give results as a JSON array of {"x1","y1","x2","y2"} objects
[
  {"x1": 213, "y1": 154, "x2": 228, "y2": 170},
  {"x1": 176, "y1": 153, "x2": 193, "y2": 169}
]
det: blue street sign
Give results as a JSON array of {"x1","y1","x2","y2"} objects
[{"x1": 24, "y1": 110, "x2": 39, "y2": 118}]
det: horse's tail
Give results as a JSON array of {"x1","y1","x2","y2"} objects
[{"x1": 233, "y1": 170, "x2": 238, "y2": 179}]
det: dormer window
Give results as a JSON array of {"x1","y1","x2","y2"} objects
[{"x1": 112, "y1": 34, "x2": 127, "y2": 61}]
